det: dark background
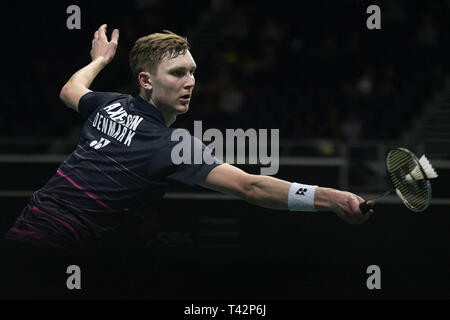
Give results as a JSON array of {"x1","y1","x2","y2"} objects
[
  {"x1": 1, "y1": 195, "x2": 450, "y2": 300},
  {"x1": 1, "y1": 0, "x2": 448, "y2": 140},
  {"x1": 1, "y1": 0, "x2": 449, "y2": 300}
]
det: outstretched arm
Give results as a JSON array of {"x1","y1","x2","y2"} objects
[
  {"x1": 59, "y1": 24, "x2": 119, "y2": 112},
  {"x1": 198, "y1": 163, "x2": 372, "y2": 225}
]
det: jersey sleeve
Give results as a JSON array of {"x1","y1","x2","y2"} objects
[
  {"x1": 78, "y1": 91, "x2": 123, "y2": 120},
  {"x1": 159, "y1": 130, "x2": 222, "y2": 187}
]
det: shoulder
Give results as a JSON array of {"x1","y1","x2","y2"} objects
[
  {"x1": 81, "y1": 91, "x2": 132, "y2": 107},
  {"x1": 79, "y1": 91, "x2": 131, "y2": 119}
]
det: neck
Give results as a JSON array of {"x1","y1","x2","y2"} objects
[{"x1": 139, "y1": 92, "x2": 176, "y2": 127}]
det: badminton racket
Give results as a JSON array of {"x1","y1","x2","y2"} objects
[{"x1": 359, "y1": 147, "x2": 438, "y2": 214}]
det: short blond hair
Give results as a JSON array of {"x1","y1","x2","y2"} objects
[{"x1": 129, "y1": 30, "x2": 190, "y2": 80}]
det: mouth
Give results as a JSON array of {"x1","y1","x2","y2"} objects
[{"x1": 179, "y1": 94, "x2": 191, "y2": 104}]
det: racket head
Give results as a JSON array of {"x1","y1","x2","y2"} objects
[{"x1": 386, "y1": 148, "x2": 432, "y2": 212}]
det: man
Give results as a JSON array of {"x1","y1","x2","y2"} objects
[{"x1": 1, "y1": 24, "x2": 371, "y2": 253}]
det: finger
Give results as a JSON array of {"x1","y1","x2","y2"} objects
[
  {"x1": 94, "y1": 30, "x2": 99, "y2": 40},
  {"x1": 351, "y1": 196, "x2": 363, "y2": 212},
  {"x1": 99, "y1": 24, "x2": 108, "y2": 40},
  {"x1": 357, "y1": 198, "x2": 365, "y2": 212},
  {"x1": 358, "y1": 200, "x2": 373, "y2": 215},
  {"x1": 111, "y1": 28, "x2": 120, "y2": 44},
  {"x1": 349, "y1": 193, "x2": 363, "y2": 206}
]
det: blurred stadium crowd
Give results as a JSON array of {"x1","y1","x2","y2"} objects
[{"x1": 1, "y1": 0, "x2": 449, "y2": 143}]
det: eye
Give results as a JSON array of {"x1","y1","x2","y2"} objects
[{"x1": 172, "y1": 70, "x2": 184, "y2": 77}]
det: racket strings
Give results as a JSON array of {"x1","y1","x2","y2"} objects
[{"x1": 387, "y1": 149, "x2": 431, "y2": 211}]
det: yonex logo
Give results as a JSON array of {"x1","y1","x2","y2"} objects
[
  {"x1": 90, "y1": 138, "x2": 110, "y2": 150},
  {"x1": 296, "y1": 188, "x2": 307, "y2": 196}
]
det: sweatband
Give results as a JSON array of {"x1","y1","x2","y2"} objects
[{"x1": 288, "y1": 182, "x2": 318, "y2": 212}]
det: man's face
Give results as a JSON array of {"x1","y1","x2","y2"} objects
[{"x1": 149, "y1": 50, "x2": 196, "y2": 116}]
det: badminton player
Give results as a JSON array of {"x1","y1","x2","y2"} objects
[{"x1": 1, "y1": 24, "x2": 372, "y2": 253}]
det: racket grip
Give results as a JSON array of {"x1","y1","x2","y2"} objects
[{"x1": 359, "y1": 200, "x2": 374, "y2": 214}]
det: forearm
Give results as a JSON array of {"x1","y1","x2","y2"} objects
[
  {"x1": 245, "y1": 175, "x2": 290, "y2": 210},
  {"x1": 63, "y1": 57, "x2": 108, "y2": 89},
  {"x1": 60, "y1": 25, "x2": 119, "y2": 111},
  {"x1": 201, "y1": 164, "x2": 368, "y2": 223},
  {"x1": 60, "y1": 57, "x2": 109, "y2": 110},
  {"x1": 246, "y1": 175, "x2": 333, "y2": 211}
]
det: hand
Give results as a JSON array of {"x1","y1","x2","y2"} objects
[
  {"x1": 317, "y1": 188, "x2": 373, "y2": 225},
  {"x1": 90, "y1": 24, "x2": 119, "y2": 65},
  {"x1": 332, "y1": 189, "x2": 373, "y2": 225}
]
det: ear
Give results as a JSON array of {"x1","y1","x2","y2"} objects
[{"x1": 138, "y1": 71, "x2": 152, "y2": 91}]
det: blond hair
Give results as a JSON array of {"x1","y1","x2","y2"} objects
[{"x1": 129, "y1": 30, "x2": 190, "y2": 80}]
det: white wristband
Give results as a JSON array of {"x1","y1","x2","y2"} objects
[{"x1": 288, "y1": 183, "x2": 318, "y2": 212}]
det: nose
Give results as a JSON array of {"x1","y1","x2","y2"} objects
[{"x1": 184, "y1": 73, "x2": 195, "y2": 89}]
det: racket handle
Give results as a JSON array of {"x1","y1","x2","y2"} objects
[{"x1": 359, "y1": 200, "x2": 374, "y2": 214}]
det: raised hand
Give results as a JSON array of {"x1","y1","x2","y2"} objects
[{"x1": 90, "y1": 24, "x2": 119, "y2": 64}]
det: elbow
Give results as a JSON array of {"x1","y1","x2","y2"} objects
[
  {"x1": 59, "y1": 84, "x2": 70, "y2": 103},
  {"x1": 59, "y1": 83, "x2": 78, "y2": 110}
]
